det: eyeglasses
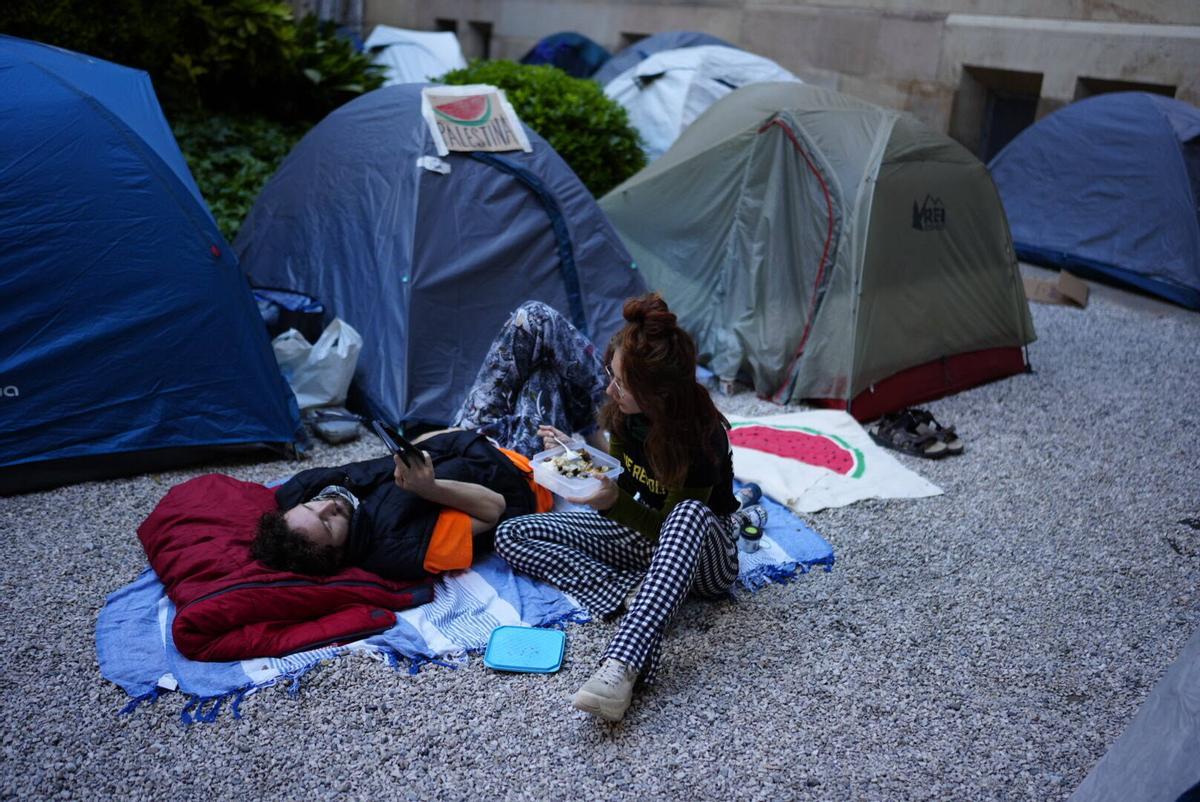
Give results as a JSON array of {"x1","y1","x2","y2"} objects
[{"x1": 604, "y1": 363, "x2": 627, "y2": 398}]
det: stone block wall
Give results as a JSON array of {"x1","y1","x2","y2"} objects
[{"x1": 345, "y1": 0, "x2": 1200, "y2": 153}]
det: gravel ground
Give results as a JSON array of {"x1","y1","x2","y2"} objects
[{"x1": 2, "y1": 277, "x2": 1198, "y2": 801}]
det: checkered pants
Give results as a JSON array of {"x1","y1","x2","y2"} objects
[
  {"x1": 495, "y1": 499, "x2": 740, "y2": 683},
  {"x1": 452, "y1": 301, "x2": 608, "y2": 457}
]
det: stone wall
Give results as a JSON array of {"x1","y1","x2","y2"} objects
[{"x1": 351, "y1": 0, "x2": 1200, "y2": 152}]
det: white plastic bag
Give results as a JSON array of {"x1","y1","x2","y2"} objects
[{"x1": 271, "y1": 318, "x2": 363, "y2": 409}]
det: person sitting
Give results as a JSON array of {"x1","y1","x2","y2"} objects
[
  {"x1": 253, "y1": 300, "x2": 611, "y2": 581},
  {"x1": 495, "y1": 293, "x2": 762, "y2": 723}
]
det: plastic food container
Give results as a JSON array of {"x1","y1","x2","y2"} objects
[
  {"x1": 738, "y1": 523, "x2": 763, "y2": 553},
  {"x1": 531, "y1": 441, "x2": 623, "y2": 498},
  {"x1": 483, "y1": 625, "x2": 566, "y2": 673}
]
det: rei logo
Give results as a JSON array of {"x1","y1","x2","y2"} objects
[{"x1": 911, "y1": 195, "x2": 947, "y2": 232}]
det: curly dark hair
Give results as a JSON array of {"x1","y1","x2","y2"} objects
[{"x1": 251, "y1": 510, "x2": 343, "y2": 575}]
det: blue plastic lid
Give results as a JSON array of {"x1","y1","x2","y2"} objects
[{"x1": 483, "y1": 626, "x2": 566, "y2": 673}]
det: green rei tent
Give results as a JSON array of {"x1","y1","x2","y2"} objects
[{"x1": 600, "y1": 82, "x2": 1035, "y2": 420}]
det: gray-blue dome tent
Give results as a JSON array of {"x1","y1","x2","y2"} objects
[
  {"x1": 521, "y1": 32, "x2": 611, "y2": 78},
  {"x1": 236, "y1": 83, "x2": 647, "y2": 428},
  {"x1": 0, "y1": 36, "x2": 301, "y2": 494},
  {"x1": 592, "y1": 30, "x2": 735, "y2": 86},
  {"x1": 989, "y1": 92, "x2": 1200, "y2": 310}
]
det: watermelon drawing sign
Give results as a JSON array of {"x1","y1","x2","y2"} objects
[
  {"x1": 421, "y1": 85, "x2": 531, "y2": 156},
  {"x1": 729, "y1": 423, "x2": 865, "y2": 478},
  {"x1": 725, "y1": 410, "x2": 941, "y2": 513}
]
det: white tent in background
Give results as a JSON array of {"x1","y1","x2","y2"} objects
[
  {"x1": 364, "y1": 25, "x2": 467, "y2": 85},
  {"x1": 604, "y1": 45, "x2": 800, "y2": 161}
]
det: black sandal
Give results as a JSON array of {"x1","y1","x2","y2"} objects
[
  {"x1": 868, "y1": 411, "x2": 949, "y2": 459},
  {"x1": 908, "y1": 409, "x2": 964, "y2": 456}
]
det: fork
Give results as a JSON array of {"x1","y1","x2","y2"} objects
[
  {"x1": 535, "y1": 389, "x2": 582, "y2": 458},
  {"x1": 549, "y1": 431, "x2": 582, "y2": 460}
]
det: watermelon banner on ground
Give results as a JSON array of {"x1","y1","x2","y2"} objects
[
  {"x1": 727, "y1": 410, "x2": 941, "y2": 513},
  {"x1": 421, "y1": 84, "x2": 532, "y2": 156}
]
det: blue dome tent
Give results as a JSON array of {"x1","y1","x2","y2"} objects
[
  {"x1": 989, "y1": 92, "x2": 1200, "y2": 309},
  {"x1": 235, "y1": 83, "x2": 647, "y2": 429},
  {"x1": 0, "y1": 36, "x2": 302, "y2": 493},
  {"x1": 520, "y1": 32, "x2": 611, "y2": 78},
  {"x1": 592, "y1": 30, "x2": 736, "y2": 86}
]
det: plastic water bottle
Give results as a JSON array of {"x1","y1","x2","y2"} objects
[{"x1": 734, "y1": 483, "x2": 762, "y2": 510}]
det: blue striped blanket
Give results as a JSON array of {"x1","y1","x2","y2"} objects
[{"x1": 97, "y1": 491, "x2": 833, "y2": 723}]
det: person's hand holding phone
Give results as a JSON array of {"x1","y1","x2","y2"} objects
[
  {"x1": 393, "y1": 451, "x2": 434, "y2": 495},
  {"x1": 371, "y1": 419, "x2": 423, "y2": 467}
]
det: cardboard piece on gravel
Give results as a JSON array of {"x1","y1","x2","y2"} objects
[{"x1": 1023, "y1": 271, "x2": 1090, "y2": 308}]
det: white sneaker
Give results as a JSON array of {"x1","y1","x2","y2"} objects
[{"x1": 572, "y1": 658, "x2": 638, "y2": 721}]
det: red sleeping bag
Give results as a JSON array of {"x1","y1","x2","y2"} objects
[{"x1": 138, "y1": 474, "x2": 434, "y2": 661}]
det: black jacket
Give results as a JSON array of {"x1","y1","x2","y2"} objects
[{"x1": 275, "y1": 431, "x2": 536, "y2": 580}]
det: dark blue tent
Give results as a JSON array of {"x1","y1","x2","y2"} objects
[
  {"x1": 592, "y1": 30, "x2": 736, "y2": 86},
  {"x1": 235, "y1": 83, "x2": 647, "y2": 429},
  {"x1": 0, "y1": 36, "x2": 301, "y2": 493},
  {"x1": 989, "y1": 92, "x2": 1200, "y2": 309},
  {"x1": 521, "y1": 31, "x2": 610, "y2": 78}
]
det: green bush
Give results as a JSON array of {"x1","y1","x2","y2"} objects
[
  {"x1": 167, "y1": 1, "x2": 383, "y2": 119},
  {"x1": 172, "y1": 114, "x2": 308, "y2": 242},
  {"x1": 292, "y1": 15, "x2": 385, "y2": 115},
  {"x1": 0, "y1": 0, "x2": 382, "y2": 122},
  {"x1": 0, "y1": 0, "x2": 185, "y2": 82},
  {"x1": 165, "y1": 0, "x2": 300, "y2": 114},
  {"x1": 439, "y1": 60, "x2": 646, "y2": 197}
]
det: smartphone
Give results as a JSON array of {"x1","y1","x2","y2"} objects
[{"x1": 370, "y1": 419, "x2": 424, "y2": 468}]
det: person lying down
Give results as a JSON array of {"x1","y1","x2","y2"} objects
[
  {"x1": 252, "y1": 301, "x2": 610, "y2": 581},
  {"x1": 254, "y1": 429, "x2": 549, "y2": 580}
]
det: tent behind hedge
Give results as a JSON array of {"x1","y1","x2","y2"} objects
[
  {"x1": 604, "y1": 44, "x2": 799, "y2": 161},
  {"x1": 365, "y1": 25, "x2": 466, "y2": 85},
  {"x1": 593, "y1": 30, "x2": 735, "y2": 86},
  {"x1": 521, "y1": 32, "x2": 610, "y2": 78}
]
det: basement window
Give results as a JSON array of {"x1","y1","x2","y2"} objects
[
  {"x1": 465, "y1": 20, "x2": 493, "y2": 60},
  {"x1": 619, "y1": 32, "x2": 649, "y2": 49},
  {"x1": 949, "y1": 66, "x2": 1043, "y2": 162}
]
